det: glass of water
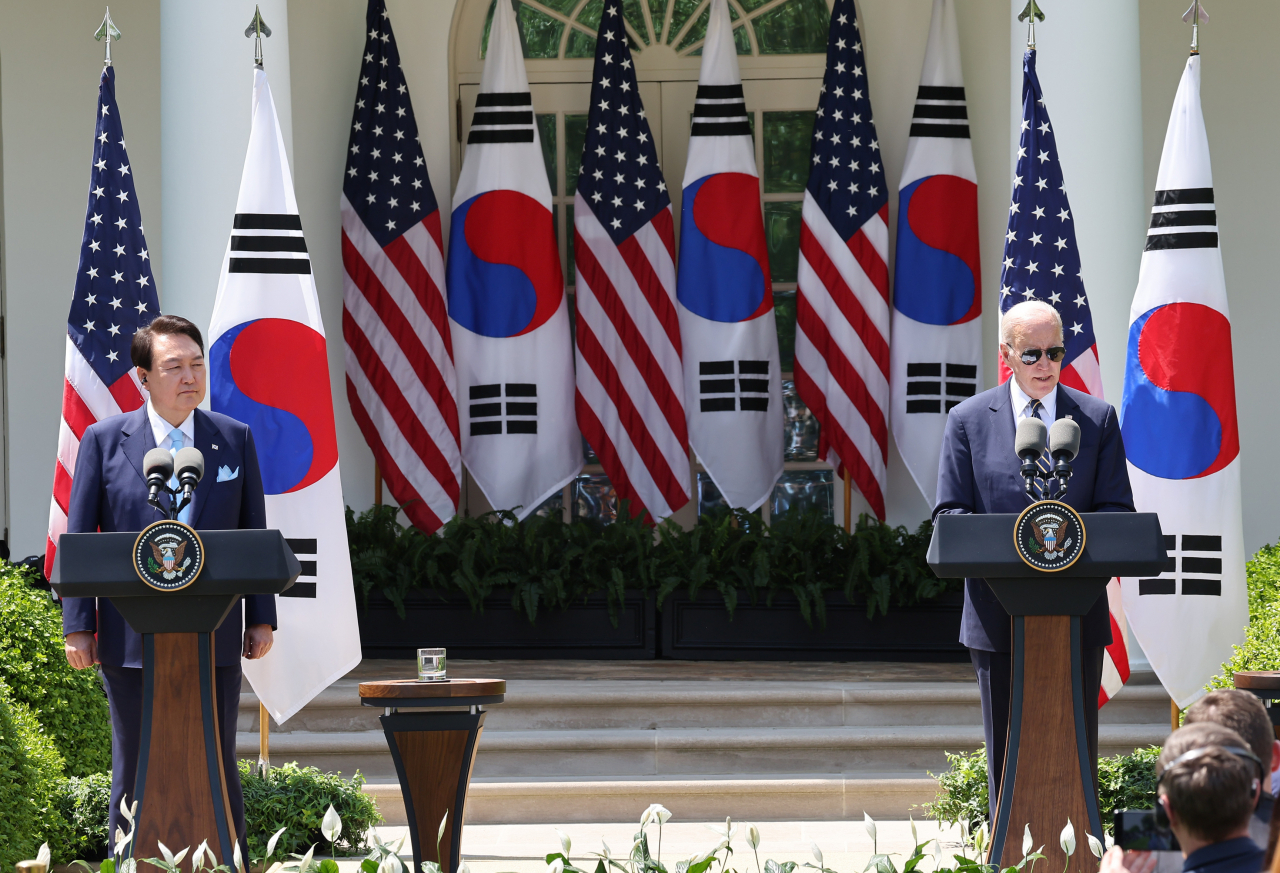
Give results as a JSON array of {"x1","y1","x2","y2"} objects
[{"x1": 417, "y1": 648, "x2": 447, "y2": 682}]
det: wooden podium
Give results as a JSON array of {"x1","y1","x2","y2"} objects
[
  {"x1": 929, "y1": 512, "x2": 1166, "y2": 872},
  {"x1": 51, "y1": 530, "x2": 299, "y2": 867},
  {"x1": 359, "y1": 679, "x2": 506, "y2": 873}
]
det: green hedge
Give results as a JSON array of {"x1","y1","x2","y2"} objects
[
  {"x1": 1207, "y1": 541, "x2": 1280, "y2": 688},
  {"x1": 239, "y1": 761, "x2": 381, "y2": 860},
  {"x1": 54, "y1": 773, "x2": 111, "y2": 862},
  {"x1": 0, "y1": 679, "x2": 73, "y2": 869},
  {"x1": 0, "y1": 566, "x2": 111, "y2": 776},
  {"x1": 348, "y1": 504, "x2": 952, "y2": 627}
]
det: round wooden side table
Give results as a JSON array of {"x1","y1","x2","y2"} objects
[
  {"x1": 1234, "y1": 671, "x2": 1280, "y2": 739},
  {"x1": 359, "y1": 678, "x2": 506, "y2": 873}
]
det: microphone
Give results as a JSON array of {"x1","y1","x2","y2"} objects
[
  {"x1": 1014, "y1": 417, "x2": 1048, "y2": 498},
  {"x1": 1048, "y1": 416, "x2": 1081, "y2": 497},
  {"x1": 144, "y1": 448, "x2": 174, "y2": 514},
  {"x1": 173, "y1": 447, "x2": 205, "y2": 518}
]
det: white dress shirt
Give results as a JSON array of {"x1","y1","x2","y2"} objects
[
  {"x1": 146, "y1": 401, "x2": 195, "y2": 452},
  {"x1": 1008, "y1": 378, "x2": 1056, "y2": 430}
]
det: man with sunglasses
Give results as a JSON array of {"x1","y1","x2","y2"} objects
[{"x1": 934, "y1": 299, "x2": 1135, "y2": 821}]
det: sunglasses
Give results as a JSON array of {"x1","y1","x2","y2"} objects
[{"x1": 1015, "y1": 346, "x2": 1066, "y2": 365}]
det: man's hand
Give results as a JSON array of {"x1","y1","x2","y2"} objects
[
  {"x1": 65, "y1": 631, "x2": 99, "y2": 670},
  {"x1": 1100, "y1": 847, "x2": 1157, "y2": 873},
  {"x1": 244, "y1": 624, "x2": 274, "y2": 660}
]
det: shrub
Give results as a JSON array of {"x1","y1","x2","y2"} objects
[
  {"x1": 0, "y1": 564, "x2": 112, "y2": 776},
  {"x1": 239, "y1": 761, "x2": 381, "y2": 860},
  {"x1": 348, "y1": 503, "x2": 951, "y2": 627},
  {"x1": 924, "y1": 744, "x2": 1160, "y2": 834},
  {"x1": 1204, "y1": 541, "x2": 1280, "y2": 689},
  {"x1": 53, "y1": 773, "x2": 111, "y2": 862},
  {"x1": 0, "y1": 680, "x2": 72, "y2": 869}
]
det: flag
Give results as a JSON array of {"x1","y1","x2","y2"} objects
[
  {"x1": 1119, "y1": 52, "x2": 1244, "y2": 708},
  {"x1": 676, "y1": 0, "x2": 781, "y2": 512},
  {"x1": 46, "y1": 66, "x2": 160, "y2": 579},
  {"x1": 447, "y1": 0, "x2": 582, "y2": 519},
  {"x1": 1000, "y1": 49, "x2": 1130, "y2": 707},
  {"x1": 889, "y1": 0, "x2": 981, "y2": 506},
  {"x1": 573, "y1": 0, "x2": 690, "y2": 522},
  {"x1": 208, "y1": 67, "x2": 361, "y2": 723},
  {"x1": 794, "y1": 0, "x2": 888, "y2": 519},
  {"x1": 342, "y1": 0, "x2": 460, "y2": 533}
]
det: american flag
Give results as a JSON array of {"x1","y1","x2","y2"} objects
[
  {"x1": 1000, "y1": 48, "x2": 1128, "y2": 705},
  {"x1": 794, "y1": 0, "x2": 890, "y2": 520},
  {"x1": 573, "y1": 0, "x2": 690, "y2": 522},
  {"x1": 341, "y1": 0, "x2": 460, "y2": 532},
  {"x1": 45, "y1": 66, "x2": 160, "y2": 579}
]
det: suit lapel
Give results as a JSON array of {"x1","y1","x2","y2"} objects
[
  {"x1": 1054, "y1": 385, "x2": 1080, "y2": 422},
  {"x1": 121, "y1": 406, "x2": 156, "y2": 487},
  {"x1": 988, "y1": 381, "x2": 1016, "y2": 461},
  {"x1": 190, "y1": 410, "x2": 227, "y2": 528}
]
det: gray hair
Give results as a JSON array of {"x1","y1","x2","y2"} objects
[{"x1": 1000, "y1": 300, "x2": 1063, "y2": 347}]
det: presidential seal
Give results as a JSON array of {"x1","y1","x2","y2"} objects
[
  {"x1": 134, "y1": 520, "x2": 204, "y2": 591},
  {"x1": 1014, "y1": 500, "x2": 1086, "y2": 572}
]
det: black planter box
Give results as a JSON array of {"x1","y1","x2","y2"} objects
[
  {"x1": 358, "y1": 590, "x2": 657, "y2": 659},
  {"x1": 659, "y1": 590, "x2": 967, "y2": 661}
]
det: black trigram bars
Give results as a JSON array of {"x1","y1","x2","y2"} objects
[
  {"x1": 1138, "y1": 534, "x2": 1222, "y2": 596},
  {"x1": 699, "y1": 360, "x2": 770, "y2": 413},
  {"x1": 470, "y1": 383, "x2": 538, "y2": 435},
  {"x1": 905, "y1": 363, "x2": 977, "y2": 413},
  {"x1": 281, "y1": 538, "x2": 318, "y2": 598}
]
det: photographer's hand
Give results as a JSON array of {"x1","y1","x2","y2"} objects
[{"x1": 1100, "y1": 847, "x2": 1157, "y2": 873}]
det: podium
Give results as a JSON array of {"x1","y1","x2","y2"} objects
[
  {"x1": 51, "y1": 529, "x2": 299, "y2": 866},
  {"x1": 928, "y1": 511, "x2": 1165, "y2": 872}
]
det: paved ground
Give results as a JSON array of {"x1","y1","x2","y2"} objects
[{"x1": 327, "y1": 819, "x2": 968, "y2": 873}]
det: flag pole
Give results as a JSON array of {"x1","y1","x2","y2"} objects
[
  {"x1": 1017, "y1": 1, "x2": 1044, "y2": 49},
  {"x1": 259, "y1": 702, "x2": 270, "y2": 775},
  {"x1": 842, "y1": 468, "x2": 852, "y2": 533},
  {"x1": 1171, "y1": 698, "x2": 1180, "y2": 732},
  {"x1": 94, "y1": 8, "x2": 121, "y2": 67}
]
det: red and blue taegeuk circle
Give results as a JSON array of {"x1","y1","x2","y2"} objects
[
  {"x1": 445, "y1": 190, "x2": 563, "y2": 338},
  {"x1": 893, "y1": 175, "x2": 981, "y2": 325},
  {"x1": 1120, "y1": 302, "x2": 1238, "y2": 480},
  {"x1": 676, "y1": 173, "x2": 773, "y2": 323},
  {"x1": 211, "y1": 318, "x2": 339, "y2": 495}
]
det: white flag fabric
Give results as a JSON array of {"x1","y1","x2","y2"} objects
[
  {"x1": 209, "y1": 68, "x2": 361, "y2": 724},
  {"x1": 446, "y1": 0, "x2": 582, "y2": 518},
  {"x1": 889, "y1": 0, "x2": 981, "y2": 505},
  {"x1": 1119, "y1": 53, "x2": 1245, "y2": 708},
  {"x1": 676, "y1": 0, "x2": 782, "y2": 512}
]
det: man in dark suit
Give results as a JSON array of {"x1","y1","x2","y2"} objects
[
  {"x1": 62, "y1": 314, "x2": 276, "y2": 851},
  {"x1": 934, "y1": 299, "x2": 1135, "y2": 820}
]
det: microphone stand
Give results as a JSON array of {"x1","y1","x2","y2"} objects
[
  {"x1": 1020, "y1": 458, "x2": 1040, "y2": 497},
  {"x1": 1050, "y1": 458, "x2": 1072, "y2": 499}
]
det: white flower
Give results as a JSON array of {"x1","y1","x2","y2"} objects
[
  {"x1": 601, "y1": 840, "x2": 612, "y2": 860},
  {"x1": 864, "y1": 813, "x2": 877, "y2": 844},
  {"x1": 36, "y1": 844, "x2": 51, "y2": 871},
  {"x1": 933, "y1": 838, "x2": 946, "y2": 868},
  {"x1": 641, "y1": 804, "x2": 672, "y2": 828},
  {"x1": 322, "y1": 805, "x2": 343, "y2": 844},
  {"x1": 1086, "y1": 833, "x2": 1104, "y2": 860},
  {"x1": 233, "y1": 841, "x2": 245, "y2": 873},
  {"x1": 120, "y1": 860, "x2": 137, "y2": 873},
  {"x1": 297, "y1": 843, "x2": 317, "y2": 873},
  {"x1": 1060, "y1": 820, "x2": 1076, "y2": 857},
  {"x1": 376, "y1": 853, "x2": 403, "y2": 873},
  {"x1": 192, "y1": 841, "x2": 212, "y2": 871},
  {"x1": 811, "y1": 843, "x2": 824, "y2": 868},
  {"x1": 1022, "y1": 824, "x2": 1033, "y2": 859},
  {"x1": 548, "y1": 858, "x2": 565, "y2": 873},
  {"x1": 909, "y1": 816, "x2": 918, "y2": 847},
  {"x1": 556, "y1": 829, "x2": 572, "y2": 856},
  {"x1": 266, "y1": 827, "x2": 288, "y2": 861},
  {"x1": 437, "y1": 812, "x2": 450, "y2": 844},
  {"x1": 459, "y1": 863, "x2": 472, "y2": 873},
  {"x1": 975, "y1": 823, "x2": 989, "y2": 855},
  {"x1": 120, "y1": 797, "x2": 137, "y2": 825},
  {"x1": 747, "y1": 826, "x2": 760, "y2": 851}
]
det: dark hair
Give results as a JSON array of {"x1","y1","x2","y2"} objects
[
  {"x1": 131, "y1": 315, "x2": 204, "y2": 371},
  {"x1": 1186, "y1": 688, "x2": 1276, "y2": 774},
  {"x1": 1158, "y1": 723, "x2": 1259, "y2": 843}
]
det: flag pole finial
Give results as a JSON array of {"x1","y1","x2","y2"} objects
[
  {"x1": 244, "y1": 5, "x2": 272, "y2": 67},
  {"x1": 1182, "y1": 1, "x2": 1208, "y2": 54},
  {"x1": 94, "y1": 7, "x2": 122, "y2": 67},
  {"x1": 1017, "y1": 1, "x2": 1044, "y2": 49}
]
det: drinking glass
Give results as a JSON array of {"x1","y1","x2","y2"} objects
[{"x1": 417, "y1": 647, "x2": 446, "y2": 681}]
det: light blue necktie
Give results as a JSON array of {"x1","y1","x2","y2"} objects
[
  {"x1": 1027, "y1": 399, "x2": 1052, "y2": 500},
  {"x1": 168, "y1": 428, "x2": 192, "y2": 523}
]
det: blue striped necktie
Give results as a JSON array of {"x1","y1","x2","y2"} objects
[
  {"x1": 168, "y1": 428, "x2": 192, "y2": 523},
  {"x1": 1027, "y1": 399, "x2": 1052, "y2": 500}
]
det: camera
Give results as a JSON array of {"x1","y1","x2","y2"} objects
[{"x1": 1114, "y1": 809, "x2": 1181, "y2": 852}]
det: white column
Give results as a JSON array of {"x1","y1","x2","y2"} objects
[
  {"x1": 1010, "y1": 0, "x2": 1145, "y2": 401},
  {"x1": 160, "y1": 0, "x2": 293, "y2": 331}
]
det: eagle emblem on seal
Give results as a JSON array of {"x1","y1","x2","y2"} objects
[
  {"x1": 1029, "y1": 515, "x2": 1073, "y2": 560},
  {"x1": 148, "y1": 533, "x2": 191, "y2": 580}
]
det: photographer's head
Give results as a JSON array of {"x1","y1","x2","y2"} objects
[
  {"x1": 1158, "y1": 724, "x2": 1263, "y2": 858},
  {"x1": 1185, "y1": 689, "x2": 1280, "y2": 790}
]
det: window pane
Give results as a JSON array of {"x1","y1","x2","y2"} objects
[
  {"x1": 765, "y1": 201, "x2": 803, "y2": 283},
  {"x1": 573, "y1": 473, "x2": 618, "y2": 523},
  {"x1": 677, "y1": 1, "x2": 739, "y2": 51},
  {"x1": 752, "y1": 0, "x2": 829, "y2": 55},
  {"x1": 783, "y1": 379, "x2": 819, "y2": 461},
  {"x1": 770, "y1": 469, "x2": 833, "y2": 522},
  {"x1": 738, "y1": 0, "x2": 769, "y2": 11},
  {"x1": 774, "y1": 289, "x2": 796, "y2": 372},
  {"x1": 518, "y1": 3, "x2": 566, "y2": 57},
  {"x1": 566, "y1": 114, "x2": 589, "y2": 193},
  {"x1": 623, "y1": 0, "x2": 650, "y2": 42},
  {"x1": 763, "y1": 111, "x2": 815, "y2": 194},
  {"x1": 537, "y1": 114, "x2": 558, "y2": 194},
  {"x1": 696, "y1": 472, "x2": 731, "y2": 520},
  {"x1": 667, "y1": 0, "x2": 702, "y2": 44},
  {"x1": 576, "y1": 0, "x2": 605, "y2": 28},
  {"x1": 649, "y1": 0, "x2": 668, "y2": 38},
  {"x1": 541, "y1": 0, "x2": 580, "y2": 14},
  {"x1": 733, "y1": 25, "x2": 751, "y2": 54},
  {"x1": 532, "y1": 487, "x2": 565, "y2": 518},
  {"x1": 566, "y1": 28, "x2": 597, "y2": 57}
]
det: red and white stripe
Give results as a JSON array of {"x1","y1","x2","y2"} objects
[
  {"x1": 45, "y1": 336, "x2": 146, "y2": 579},
  {"x1": 573, "y1": 197, "x2": 690, "y2": 521},
  {"x1": 341, "y1": 194, "x2": 460, "y2": 532},
  {"x1": 795, "y1": 196, "x2": 891, "y2": 520}
]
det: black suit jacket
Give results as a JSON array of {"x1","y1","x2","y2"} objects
[{"x1": 933, "y1": 382, "x2": 1135, "y2": 651}]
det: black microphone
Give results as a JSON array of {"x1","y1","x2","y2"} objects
[
  {"x1": 1048, "y1": 416, "x2": 1081, "y2": 497},
  {"x1": 144, "y1": 448, "x2": 174, "y2": 514},
  {"x1": 173, "y1": 447, "x2": 205, "y2": 518},
  {"x1": 1014, "y1": 416, "x2": 1048, "y2": 498}
]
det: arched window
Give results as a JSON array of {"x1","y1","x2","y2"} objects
[{"x1": 451, "y1": 0, "x2": 850, "y2": 526}]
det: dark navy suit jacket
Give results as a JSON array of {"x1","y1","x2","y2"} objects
[
  {"x1": 933, "y1": 382, "x2": 1135, "y2": 652},
  {"x1": 61, "y1": 406, "x2": 277, "y2": 667}
]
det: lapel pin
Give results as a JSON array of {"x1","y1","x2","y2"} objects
[{"x1": 211, "y1": 444, "x2": 219, "y2": 450}]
